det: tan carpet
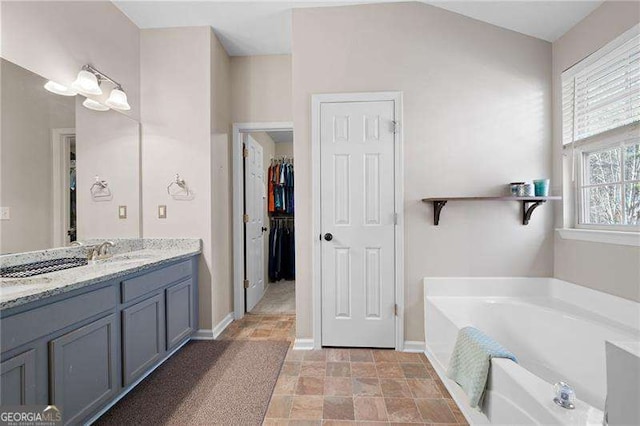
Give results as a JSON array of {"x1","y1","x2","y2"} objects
[{"x1": 94, "y1": 339, "x2": 290, "y2": 425}]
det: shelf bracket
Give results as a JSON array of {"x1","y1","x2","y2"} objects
[
  {"x1": 522, "y1": 200, "x2": 545, "y2": 225},
  {"x1": 433, "y1": 200, "x2": 447, "y2": 225}
]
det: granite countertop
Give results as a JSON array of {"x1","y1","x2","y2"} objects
[{"x1": 0, "y1": 239, "x2": 201, "y2": 311}]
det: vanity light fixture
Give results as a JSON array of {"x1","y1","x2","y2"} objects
[
  {"x1": 44, "y1": 81, "x2": 78, "y2": 96},
  {"x1": 105, "y1": 87, "x2": 131, "y2": 111},
  {"x1": 82, "y1": 98, "x2": 110, "y2": 112},
  {"x1": 72, "y1": 68, "x2": 102, "y2": 96},
  {"x1": 74, "y1": 64, "x2": 132, "y2": 111}
]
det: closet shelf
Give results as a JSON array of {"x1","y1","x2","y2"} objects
[{"x1": 421, "y1": 196, "x2": 561, "y2": 226}]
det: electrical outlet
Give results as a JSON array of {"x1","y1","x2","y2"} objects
[
  {"x1": 118, "y1": 205, "x2": 127, "y2": 219},
  {"x1": 158, "y1": 205, "x2": 167, "y2": 219},
  {"x1": 0, "y1": 207, "x2": 10, "y2": 221}
]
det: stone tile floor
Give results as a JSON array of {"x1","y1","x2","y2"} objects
[{"x1": 219, "y1": 314, "x2": 468, "y2": 425}]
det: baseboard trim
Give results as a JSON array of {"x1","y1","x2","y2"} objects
[
  {"x1": 192, "y1": 329, "x2": 214, "y2": 340},
  {"x1": 293, "y1": 338, "x2": 314, "y2": 350},
  {"x1": 403, "y1": 340, "x2": 426, "y2": 353},
  {"x1": 192, "y1": 312, "x2": 235, "y2": 340}
]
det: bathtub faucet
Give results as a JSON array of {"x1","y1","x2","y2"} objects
[{"x1": 553, "y1": 382, "x2": 576, "y2": 409}]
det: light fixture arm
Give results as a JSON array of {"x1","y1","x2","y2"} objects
[{"x1": 82, "y1": 64, "x2": 124, "y2": 91}]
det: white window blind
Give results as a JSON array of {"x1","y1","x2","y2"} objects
[{"x1": 562, "y1": 26, "x2": 640, "y2": 145}]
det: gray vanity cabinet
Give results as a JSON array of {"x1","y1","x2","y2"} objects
[
  {"x1": 49, "y1": 314, "x2": 118, "y2": 425},
  {"x1": 0, "y1": 349, "x2": 36, "y2": 405},
  {"x1": 166, "y1": 278, "x2": 195, "y2": 350},
  {"x1": 0, "y1": 255, "x2": 198, "y2": 425},
  {"x1": 122, "y1": 294, "x2": 164, "y2": 386}
]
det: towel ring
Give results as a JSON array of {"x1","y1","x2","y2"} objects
[
  {"x1": 167, "y1": 173, "x2": 191, "y2": 198},
  {"x1": 90, "y1": 176, "x2": 112, "y2": 200}
]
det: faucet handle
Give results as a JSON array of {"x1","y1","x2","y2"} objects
[
  {"x1": 98, "y1": 241, "x2": 115, "y2": 256},
  {"x1": 554, "y1": 381, "x2": 575, "y2": 409}
]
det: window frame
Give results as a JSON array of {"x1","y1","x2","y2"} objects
[{"x1": 575, "y1": 125, "x2": 640, "y2": 232}]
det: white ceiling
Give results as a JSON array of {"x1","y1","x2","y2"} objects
[
  {"x1": 114, "y1": 1, "x2": 604, "y2": 56},
  {"x1": 267, "y1": 130, "x2": 294, "y2": 143}
]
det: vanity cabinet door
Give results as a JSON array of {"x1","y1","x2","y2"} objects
[
  {"x1": 0, "y1": 349, "x2": 36, "y2": 405},
  {"x1": 49, "y1": 315, "x2": 118, "y2": 425},
  {"x1": 166, "y1": 278, "x2": 194, "y2": 350},
  {"x1": 122, "y1": 294, "x2": 164, "y2": 386}
]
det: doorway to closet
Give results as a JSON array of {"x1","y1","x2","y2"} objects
[{"x1": 233, "y1": 122, "x2": 295, "y2": 320}]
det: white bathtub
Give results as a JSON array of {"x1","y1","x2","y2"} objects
[{"x1": 423, "y1": 277, "x2": 640, "y2": 425}]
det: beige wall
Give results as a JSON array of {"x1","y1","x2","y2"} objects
[
  {"x1": 141, "y1": 27, "x2": 232, "y2": 330},
  {"x1": 275, "y1": 142, "x2": 293, "y2": 158},
  {"x1": 231, "y1": 55, "x2": 292, "y2": 123},
  {"x1": 293, "y1": 2, "x2": 553, "y2": 341},
  {"x1": 210, "y1": 31, "x2": 233, "y2": 326},
  {"x1": 0, "y1": 59, "x2": 74, "y2": 253},
  {"x1": 552, "y1": 1, "x2": 640, "y2": 302}
]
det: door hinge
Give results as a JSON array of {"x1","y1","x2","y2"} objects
[
  {"x1": 392, "y1": 121, "x2": 400, "y2": 134},
  {"x1": 243, "y1": 144, "x2": 248, "y2": 158},
  {"x1": 394, "y1": 213, "x2": 398, "y2": 225},
  {"x1": 243, "y1": 214, "x2": 249, "y2": 223},
  {"x1": 394, "y1": 304, "x2": 399, "y2": 316},
  {"x1": 244, "y1": 279, "x2": 250, "y2": 289}
]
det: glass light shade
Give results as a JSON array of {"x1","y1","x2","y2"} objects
[
  {"x1": 71, "y1": 70, "x2": 102, "y2": 96},
  {"x1": 105, "y1": 88, "x2": 131, "y2": 111},
  {"x1": 82, "y1": 98, "x2": 109, "y2": 112},
  {"x1": 44, "y1": 81, "x2": 77, "y2": 96}
]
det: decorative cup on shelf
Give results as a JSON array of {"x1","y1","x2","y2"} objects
[
  {"x1": 533, "y1": 179, "x2": 550, "y2": 197},
  {"x1": 523, "y1": 183, "x2": 535, "y2": 197},
  {"x1": 510, "y1": 182, "x2": 525, "y2": 196}
]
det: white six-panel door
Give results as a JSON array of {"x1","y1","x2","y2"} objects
[
  {"x1": 245, "y1": 135, "x2": 265, "y2": 312},
  {"x1": 320, "y1": 100, "x2": 396, "y2": 348}
]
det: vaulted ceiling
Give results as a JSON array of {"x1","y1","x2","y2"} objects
[{"x1": 114, "y1": 1, "x2": 604, "y2": 56}]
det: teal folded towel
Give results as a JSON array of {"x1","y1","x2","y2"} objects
[{"x1": 447, "y1": 326, "x2": 517, "y2": 409}]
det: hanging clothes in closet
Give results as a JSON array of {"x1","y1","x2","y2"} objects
[
  {"x1": 268, "y1": 158, "x2": 294, "y2": 214},
  {"x1": 267, "y1": 157, "x2": 295, "y2": 282},
  {"x1": 268, "y1": 219, "x2": 295, "y2": 282}
]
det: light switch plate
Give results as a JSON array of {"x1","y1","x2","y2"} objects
[
  {"x1": 158, "y1": 205, "x2": 167, "y2": 219},
  {"x1": 0, "y1": 207, "x2": 10, "y2": 221},
  {"x1": 118, "y1": 205, "x2": 127, "y2": 219}
]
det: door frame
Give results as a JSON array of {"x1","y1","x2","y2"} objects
[
  {"x1": 51, "y1": 128, "x2": 76, "y2": 247},
  {"x1": 232, "y1": 122, "x2": 294, "y2": 320},
  {"x1": 311, "y1": 92, "x2": 405, "y2": 350}
]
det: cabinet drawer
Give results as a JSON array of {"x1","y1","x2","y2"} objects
[
  {"x1": 1, "y1": 286, "x2": 116, "y2": 353},
  {"x1": 121, "y1": 260, "x2": 192, "y2": 303}
]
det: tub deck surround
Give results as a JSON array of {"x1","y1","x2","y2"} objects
[
  {"x1": 0, "y1": 238, "x2": 201, "y2": 310},
  {"x1": 423, "y1": 277, "x2": 640, "y2": 425}
]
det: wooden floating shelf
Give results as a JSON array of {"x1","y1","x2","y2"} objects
[{"x1": 421, "y1": 196, "x2": 562, "y2": 226}]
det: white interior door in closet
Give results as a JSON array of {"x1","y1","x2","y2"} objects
[{"x1": 244, "y1": 134, "x2": 266, "y2": 311}]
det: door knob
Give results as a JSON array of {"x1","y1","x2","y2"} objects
[{"x1": 324, "y1": 233, "x2": 333, "y2": 241}]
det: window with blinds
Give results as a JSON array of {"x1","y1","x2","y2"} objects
[{"x1": 562, "y1": 25, "x2": 640, "y2": 145}]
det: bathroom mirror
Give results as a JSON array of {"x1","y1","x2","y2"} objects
[{"x1": 0, "y1": 59, "x2": 141, "y2": 255}]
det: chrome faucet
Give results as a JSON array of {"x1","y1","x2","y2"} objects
[
  {"x1": 88, "y1": 241, "x2": 115, "y2": 261},
  {"x1": 554, "y1": 382, "x2": 575, "y2": 409}
]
